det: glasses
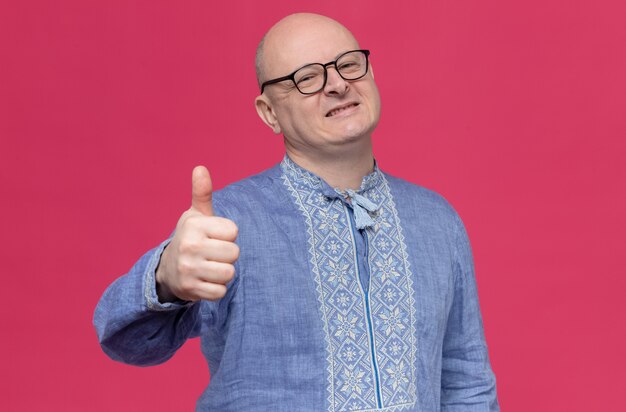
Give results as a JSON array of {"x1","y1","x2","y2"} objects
[{"x1": 260, "y1": 49, "x2": 370, "y2": 95}]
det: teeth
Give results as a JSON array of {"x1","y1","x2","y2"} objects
[{"x1": 328, "y1": 103, "x2": 356, "y2": 117}]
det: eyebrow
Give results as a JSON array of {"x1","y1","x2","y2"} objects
[{"x1": 334, "y1": 49, "x2": 355, "y2": 59}]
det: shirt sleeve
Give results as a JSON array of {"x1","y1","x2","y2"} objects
[
  {"x1": 93, "y1": 192, "x2": 240, "y2": 367},
  {"x1": 440, "y1": 214, "x2": 499, "y2": 411},
  {"x1": 93, "y1": 238, "x2": 204, "y2": 366}
]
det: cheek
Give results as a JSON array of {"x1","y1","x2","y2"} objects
[
  {"x1": 276, "y1": 107, "x2": 317, "y2": 138},
  {"x1": 373, "y1": 95, "x2": 381, "y2": 120},
  {"x1": 367, "y1": 84, "x2": 381, "y2": 112},
  {"x1": 288, "y1": 102, "x2": 320, "y2": 127},
  {"x1": 274, "y1": 105, "x2": 297, "y2": 129}
]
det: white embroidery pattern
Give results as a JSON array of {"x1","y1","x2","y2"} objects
[
  {"x1": 282, "y1": 157, "x2": 417, "y2": 411},
  {"x1": 367, "y1": 177, "x2": 417, "y2": 407}
]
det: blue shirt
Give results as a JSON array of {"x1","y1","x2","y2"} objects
[{"x1": 94, "y1": 155, "x2": 499, "y2": 411}]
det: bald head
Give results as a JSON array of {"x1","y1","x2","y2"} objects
[
  {"x1": 255, "y1": 13, "x2": 360, "y2": 89},
  {"x1": 253, "y1": 12, "x2": 381, "y2": 162}
]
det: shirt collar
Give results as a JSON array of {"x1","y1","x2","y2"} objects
[
  {"x1": 280, "y1": 154, "x2": 384, "y2": 229},
  {"x1": 280, "y1": 154, "x2": 382, "y2": 194}
]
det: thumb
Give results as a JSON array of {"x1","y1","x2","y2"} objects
[{"x1": 191, "y1": 165, "x2": 214, "y2": 216}]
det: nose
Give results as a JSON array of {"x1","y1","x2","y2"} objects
[{"x1": 323, "y1": 65, "x2": 349, "y2": 95}]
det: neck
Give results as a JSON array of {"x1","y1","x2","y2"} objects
[{"x1": 285, "y1": 140, "x2": 375, "y2": 191}]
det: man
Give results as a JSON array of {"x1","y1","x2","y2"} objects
[{"x1": 95, "y1": 13, "x2": 499, "y2": 411}]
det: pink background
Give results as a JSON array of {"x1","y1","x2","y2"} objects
[{"x1": 1, "y1": 1, "x2": 625, "y2": 410}]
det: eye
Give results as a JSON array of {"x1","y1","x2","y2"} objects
[
  {"x1": 298, "y1": 75, "x2": 314, "y2": 83},
  {"x1": 338, "y1": 61, "x2": 361, "y2": 72},
  {"x1": 295, "y1": 63, "x2": 325, "y2": 86},
  {"x1": 296, "y1": 73, "x2": 320, "y2": 85},
  {"x1": 339, "y1": 62, "x2": 357, "y2": 69}
]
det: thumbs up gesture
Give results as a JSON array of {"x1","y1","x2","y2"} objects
[{"x1": 155, "y1": 166, "x2": 240, "y2": 302}]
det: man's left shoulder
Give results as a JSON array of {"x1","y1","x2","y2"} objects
[{"x1": 381, "y1": 172, "x2": 462, "y2": 225}]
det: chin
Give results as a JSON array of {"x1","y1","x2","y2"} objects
[
  {"x1": 329, "y1": 128, "x2": 371, "y2": 146},
  {"x1": 340, "y1": 120, "x2": 377, "y2": 140}
]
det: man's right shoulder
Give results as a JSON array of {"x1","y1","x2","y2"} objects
[{"x1": 211, "y1": 163, "x2": 284, "y2": 217}]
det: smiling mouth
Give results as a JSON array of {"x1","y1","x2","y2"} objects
[{"x1": 326, "y1": 103, "x2": 359, "y2": 117}]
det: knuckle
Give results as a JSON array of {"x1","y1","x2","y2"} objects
[
  {"x1": 178, "y1": 240, "x2": 200, "y2": 255},
  {"x1": 179, "y1": 278, "x2": 194, "y2": 293},
  {"x1": 176, "y1": 259, "x2": 193, "y2": 275},
  {"x1": 210, "y1": 284, "x2": 227, "y2": 300},
  {"x1": 181, "y1": 213, "x2": 203, "y2": 229},
  {"x1": 213, "y1": 217, "x2": 238, "y2": 241},
  {"x1": 178, "y1": 210, "x2": 196, "y2": 227},
  {"x1": 223, "y1": 264, "x2": 235, "y2": 282},
  {"x1": 229, "y1": 221, "x2": 239, "y2": 238},
  {"x1": 230, "y1": 243, "x2": 240, "y2": 260},
  {"x1": 177, "y1": 240, "x2": 190, "y2": 254}
]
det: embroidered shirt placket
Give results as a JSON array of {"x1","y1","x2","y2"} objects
[
  {"x1": 281, "y1": 156, "x2": 419, "y2": 411},
  {"x1": 344, "y1": 202, "x2": 383, "y2": 410}
]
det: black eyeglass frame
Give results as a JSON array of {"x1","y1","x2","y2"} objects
[{"x1": 260, "y1": 49, "x2": 371, "y2": 95}]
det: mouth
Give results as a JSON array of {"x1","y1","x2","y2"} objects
[{"x1": 326, "y1": 102, "x2": 359, "y2": 117}]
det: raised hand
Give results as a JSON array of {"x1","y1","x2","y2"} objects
[{"x1": 155, "y1": 166, "x2": 239, "y2": 302}]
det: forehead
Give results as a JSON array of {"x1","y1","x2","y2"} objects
[{"x1": 263, "y1": 18, "x2": 360, "y2": 77}]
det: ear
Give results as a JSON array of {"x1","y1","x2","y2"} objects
[
  {"x1": 369, "y1": 63, "x2": 375, "y2": 79},
  {"x1": 255, "y1": 95, "x2": 282, "y2": 134}
]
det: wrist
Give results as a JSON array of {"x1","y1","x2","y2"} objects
[{"x1": 155, "y1": 247, "x2": 177, "y2": 303}]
